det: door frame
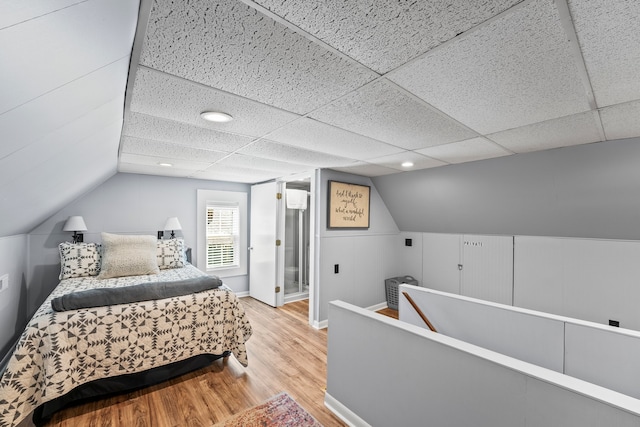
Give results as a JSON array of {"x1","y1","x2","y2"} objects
[{"x1": 277, "y1": 170, "x2": 317, "y2": 326}]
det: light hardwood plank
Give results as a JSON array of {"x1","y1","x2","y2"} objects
[
  {"x1": 376, "y1": 307, "x2": 399, "y2": 319},
  {"x1": 33, "y1": 298, "x2": 345, "y2": 427}
]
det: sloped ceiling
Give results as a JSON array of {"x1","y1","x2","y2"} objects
[
  {"x1": 1, "y1": 0, "x2": 640, "y2": 237},
  {"x1": 0, "y1": 0, "x2": 139, "y2": 236}
]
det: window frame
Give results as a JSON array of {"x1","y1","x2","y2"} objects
[{"x1": 197, "y1": 189, "x2": 247, "y2": 277}]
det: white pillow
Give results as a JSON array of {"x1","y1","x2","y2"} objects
[
  {"x1": 59, "y1": 242, "x2": 102, "y2": 280},
  {"x1": 98, "y1": 233, "x2": 160, "y2": 279},
  {"x1": 157, "y1": 238, "x2": 186, "y2": 269}
]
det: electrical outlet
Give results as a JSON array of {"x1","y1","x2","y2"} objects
[
  {"x1": 609, "y1": 319, "x2": 620, "y2": 327},
  {"x1": 0, "y1": 274, "x2": 8, "y2": 293},
  {"x1": 334, "y1": 264, "x2": 339, "y2": 274},
  {"x1": 405, "y1": 238, "x2": 412, "y2": 246}
]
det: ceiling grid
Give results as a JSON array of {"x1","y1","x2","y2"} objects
[
  {"x1": 114, "y1": 0, "x2": 640, "y2": 182},
  {"x1": 2, "y1": 0, "x2": 639, "y2": 235}
]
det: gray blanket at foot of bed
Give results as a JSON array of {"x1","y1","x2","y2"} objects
[{"x1": 51, "y1": 275, "x2": 222, "y2": 311}]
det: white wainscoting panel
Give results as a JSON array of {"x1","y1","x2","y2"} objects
[
  {"x1": 565, "y1": 323, "x2": 640, "y2": 400},
  {"x1": 461, "y1": 234, "x2": 513, "y2": 305},
  {"x1": 327, "y1": 301, "x2": 640, "y2": 427},
  {"x1": 399, "y1": 285, "x2": 565, "y2": 372},
  {"x1": 514, "y1": 236, "x2": 640, "y2": 330}
]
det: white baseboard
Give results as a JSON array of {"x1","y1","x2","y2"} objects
[
  {"x1": 312, "y1": 319, "x2": 328, "y2": 329},
  {"x1": 313, "y1": 302, "x2": 387, "y2": 329},
  {"x1": 235, "y1": 291, "x2": 249, "y2": 298},
  {"x1": 366, "y1": 301, "x2": 388, "y2": 312},
  {"x1": 324, "y1": 392, "x2": 371, "y2": 427}
]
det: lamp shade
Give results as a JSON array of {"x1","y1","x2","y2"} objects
[
  {"x1": 164, "y1": 217, "x2": 182, "y2": 231},
  {"x1": 63, "y1": 216, "x2": 87, "y2": 232}
]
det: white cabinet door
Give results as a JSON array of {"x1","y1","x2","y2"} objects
[
  {"x1": 461, "y1": 235, "x2": 513, "y2": 305},
  {"x1": 422, "y1": 233, "x2": 462, "y2": 294}
]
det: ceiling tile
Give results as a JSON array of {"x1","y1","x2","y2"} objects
[
  {"x1": 366, "y1": 151, "x2": 447, "y2": 171},
  {"x1": 191, "y1": 165, "x2": 279, "y2": 184},
  {"x1": 119, "y1": 153, "x2": 213, "y2": 171},
  {"x1": 488, "y1": 111, "x2": 603, "y2": 153},
  {"x1": 266, "y1": 116, "x2": 404, "y2": 160},
  {"x1": 309, "y1": 79, "x2": 477, "y2": 149},
  {"x1": 251, "y1": 0, "x2": 521, "y2": 74},
  {"x1": 569, "y1": 0, "x2": 640, "y2": 107},
  {"x1": 237, "y1": 139, "x2": 356, "y2": 167},
  {"x1": 139, "y1": 0, "x2": 377, "y2": 114},
  {"x1": 215, "y1": 153, "x2": 311, "y2": 175},
  {"x1": 121, "y1": 136, "x2": 229, "y2": 163},
  {"x1": 417, "y1": 137, "x2": 512, "y2": 164},
  {"x1": 0, "y1": 0, "x2": 137, "y2": 114},
  {"x1": 123, "y1": 112, "x2": 253, "y2": 153},
  {"x1": 329, "y1": 163, "x2": 401, "y2": 178},
  {"x1": 129, "y1": 68, "x2": 300, "y2": 138},
  {"x1": 118, "y1": 163, "x2": 195, "y2": 178},
  {"x1": 0, "y1": 57, "x2": 129, "y2": 160},
  {"x1": 388, "y1": 0, "x2": 592, "y2": 134},
  {"x1": 600, "y1": 101, "x2": 640, "y2": 141}
]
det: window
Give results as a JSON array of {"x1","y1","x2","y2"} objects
[
  {"x1": 206, "y1": 204, "x2": 239, "y2": 269},
  {"x1": 196, "y1": 189, "x2": 247, "y2": 278}
]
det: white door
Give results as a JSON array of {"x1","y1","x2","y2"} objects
[
  {"x1": 422, "y1": 233, "x2": 462, "y2": 294},
  {"x1": 461, "y1": 234, "x2": 514, "y2": 305},
  {"x1": 250, "y1": 182, "x2": 279, "y2": 306}
]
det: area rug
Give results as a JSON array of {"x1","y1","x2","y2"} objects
[{"x1": 214, "y1": 392, "x2": 323, "y2": 427}]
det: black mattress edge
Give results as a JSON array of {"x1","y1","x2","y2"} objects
[{"x1": 33, "y1": 351, "x2": 230, "y2": 424}]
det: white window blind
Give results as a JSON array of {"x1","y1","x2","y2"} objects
[{"x1": 206, "y1": 204, "x2": 239, "y2": 269}]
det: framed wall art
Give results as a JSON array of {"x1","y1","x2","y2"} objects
[{"x1": 327, "y1": 180, "x2": 370, "y2": 229}]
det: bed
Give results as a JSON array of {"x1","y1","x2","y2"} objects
[{"x1": 0, "y1": 233, "x2": 252, "y2": 427}]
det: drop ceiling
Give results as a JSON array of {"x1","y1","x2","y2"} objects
[
  {"x1": 121, "y1": 0, "x2": 640, "y2": 183},
  {"x1": 1, "y1": 0, "x2": 639, "y2": 236}
]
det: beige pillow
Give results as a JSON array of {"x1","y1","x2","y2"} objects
[{"x1": 98, "y1": 233, "x2": 160, "y2": 279}]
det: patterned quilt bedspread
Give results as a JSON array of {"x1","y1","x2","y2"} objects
[{"x1": 0, "y1": 265, "x2": 252, "y2": 427}]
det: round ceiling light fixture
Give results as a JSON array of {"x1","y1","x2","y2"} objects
[
  {"x1": 401, "y1": 161, "x2": 414, "y2": 168},
  {"x1": 200, "y1": 111, "x2": 234, "y2": 123}
]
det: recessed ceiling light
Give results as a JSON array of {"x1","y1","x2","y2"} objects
[
  {"x1": 200, "y1": 111, "x2": 233, "y2": 123},
  {"x1": 158, "y1": 162, "x2": 173, "y2": 167},
  {"x1": 401, "y1": 161, "x2": 414, "y2": 168}
]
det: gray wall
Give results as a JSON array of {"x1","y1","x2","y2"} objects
[
  {"x1": 372, "y1": 137, "x2": 640, "y2": 240},
  {"x1": 327, "y1": 301, "x2": 640, "y2": 427},
  {"x1": 316, "y1": 169, "x2": 401, "y2": 322},
  {"x1": 27, "y1": 173, "x2": 250, "y2": 317},
  {"x1": 0, "y1": 235, "x2": 28, "y2": 363}
]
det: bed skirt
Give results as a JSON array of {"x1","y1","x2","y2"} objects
[{"x1": 33, "y1": 352, "x2": 230, "y2": 424}]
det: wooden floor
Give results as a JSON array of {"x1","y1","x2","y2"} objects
[
  {"x1": 376, "y1": 307, "x2": 399, "y2": 320},
  {"x1": 37, "y1": 298, "x2": 346, "y2": 427}
]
